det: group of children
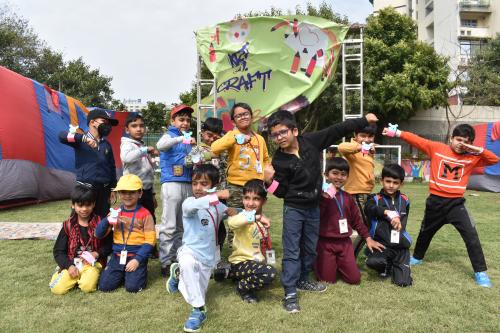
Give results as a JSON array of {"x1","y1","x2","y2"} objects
[{"x1": 51, "y1": 104, "x2": 498, "y2": 332}]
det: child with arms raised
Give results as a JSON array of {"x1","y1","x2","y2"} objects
[
  {"x1": 383, "y1": 124, "x2": 499, "y2": 287},
  {"x1": 264, "y1": 110, "x2": 378, "y2": 313},
  {"x1": 166, "y1": 164, "x2": 236, "y2": 332}
]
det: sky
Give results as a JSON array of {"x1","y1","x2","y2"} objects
[{"x1": 7, "y1": 0, "x2": 373, "y2": 104}]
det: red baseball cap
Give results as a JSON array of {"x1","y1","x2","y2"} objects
[{"x1": 171, "y1": 104, "x2": 194, "y2": 118}]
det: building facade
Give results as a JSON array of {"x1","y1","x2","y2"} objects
[
  {"x1": 123, "y1": 98, "x2": 148, "y2": 112},
  {"x1": 371, "y1": 0, "x2": 500, "y2": 74}
]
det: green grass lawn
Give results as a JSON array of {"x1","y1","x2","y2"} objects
[{"x1": 0, "y1": 183, "x2": 499, "y2": 332}]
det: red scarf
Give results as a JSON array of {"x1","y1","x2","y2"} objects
[{"x1": 64, "y1": 214, "x2": 101, "y2": 263}]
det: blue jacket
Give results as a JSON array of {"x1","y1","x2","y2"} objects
[
  {"x1": 58, "y1": 131, "x2": 117, "y2": 186},
  {"x1": 159, "y1": 126, "x2": 192, "y2": 183}
]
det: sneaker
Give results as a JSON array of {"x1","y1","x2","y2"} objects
[
  {"x1": 183, "y1": 307, "x2": 207, "y2": 332},
  {"x1": 213, "y1": 261, "x2": 231, "y2": 282},
  {"x1": 296, "y1": 279, "x2": 327, "y2": 292},
  {"x1": 161, "y1": 264, "x2": 170, "y2": 278},
  {"x1": 166, "y1": 263, "x2": 179, "y2": 294},
  {"x1": 283, "y1": 294, "x2": 300, "y2": 313},
  {"x1": 237, "y1": 288, "x2": 258, "y2": 303},
  {"x1": 474, "y1": 271, "x2": 492, "y2": 288},
  {"x1": 409, "y1": 256, "x2": 423, "y2": 266}
]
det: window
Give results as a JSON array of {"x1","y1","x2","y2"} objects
[
  {"x1": 461, "y1": 19, "x2": 478, "y2": 27},
  {"x1": 460, "y1": 40, "x2": 488, "y2": 56}
]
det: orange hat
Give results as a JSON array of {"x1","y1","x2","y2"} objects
[{"x1": 171, "y1": 104, "x2": 194, "y2": 118}]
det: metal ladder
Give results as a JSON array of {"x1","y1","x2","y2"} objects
[
  {"x1": 342, "y1": 26, "x2": 364, "y2": 122},
  {"x1": 196, "y1": 52, "x2": 217, "y2": 144}
]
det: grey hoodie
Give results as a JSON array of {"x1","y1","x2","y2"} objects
[{"x1": 120, "y1": 137, "x2": 155, "y2": 190}]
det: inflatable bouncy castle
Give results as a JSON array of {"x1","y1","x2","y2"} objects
[
  {"x1": 0, "y1": 66, "x2": 127, "y2": 208},
  {"x1": 468, "y1": 121, "x2": 500, "y2": 192}
]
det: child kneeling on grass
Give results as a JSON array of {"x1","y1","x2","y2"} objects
[
  {"x1": 50, "y1": 185, "x2": 111, "y2": 295},
  {"x1": 166, "y1": 164, "x2": 236, "y2": 332},
  {"x1": 228, "y1": 179, "x2": 277, "y2": 303},
  {"x1": 364, "y1": 164, "x2": 413, "y2": 287},
  {"x1": 96, "y1": 174, "x2": 156, "y2": 293},
  {"x1": 314, "y1": 158, "x2": 384, "y2": 285}
]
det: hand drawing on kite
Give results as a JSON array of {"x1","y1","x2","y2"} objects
[{"x1": 271, "y1": 18, "x2": 340, "y2": 80}]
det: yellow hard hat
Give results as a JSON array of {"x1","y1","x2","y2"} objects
[{"x1": 113, "y1": 174, "x2": 143, "y2": 191}]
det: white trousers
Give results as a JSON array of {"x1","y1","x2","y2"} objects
[{"x1": 178, "y1": 246, "x2": 212, "y2": 308}]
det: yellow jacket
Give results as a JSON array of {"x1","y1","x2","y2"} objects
[
  {"x1": 338, "y1": 139, "x2": 375, "y2": 194},
  {"x1": 211, "y1": 129, "x2": 269, "y2": 186},
  {"x1": 228, "y1": 212, "x2": 266, "y2": 264}
]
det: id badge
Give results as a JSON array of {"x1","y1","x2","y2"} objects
[
  {"x1": 266, "y1": 249, "x2": 276, "y2": 265},
  {"x1": 119, "y1": 250, "x2": 128, "y2": 265},
  {"x1": 390, "y1": 230, "x2": 400, "y2": 244},
  {"x1": 255, "y1": 161, "x2": 263, "y2": 174},
  {"x1": 74, "y1": 258, "x2": 84, "y2": 272},
  {"x1": 338, "y1": 218, "x2": 348, "y2": 234},
  {"x1": 215, "y1": 247, "x2": 221, "y2": 263}
]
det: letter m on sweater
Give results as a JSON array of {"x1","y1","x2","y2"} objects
[{"x1": 438, "y1": 159, "x2": 464, "y2": 182}]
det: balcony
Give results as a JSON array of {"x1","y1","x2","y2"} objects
[
  {"x1": 459, "y1": 0, "x2": 491, "y2": 13},
  {"x1": 458, "y1": 27, "x2": 491, "y2": 39}
]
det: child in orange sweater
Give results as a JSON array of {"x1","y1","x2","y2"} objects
[
  {"x1": 338, "y1": 124, "x2": 377, "y2": 224},
  {"x1": 383, "y1": 124, "x2": 499, "y2": 287}
]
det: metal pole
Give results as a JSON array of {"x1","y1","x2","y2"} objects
[
  {"x1": 360, "y1": 27, "x2": 364, "y2": 116},
  {"x1": 196, "y1": 52, "x2": 202, "y2": 145}
]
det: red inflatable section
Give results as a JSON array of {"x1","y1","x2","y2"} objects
[{"x1": 0, "y1": 67, "x2": 46, "y2": 164}]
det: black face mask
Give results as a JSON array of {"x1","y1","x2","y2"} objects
[{"x1": 97, "y1": 123, "x2": 112, "y2": 137}]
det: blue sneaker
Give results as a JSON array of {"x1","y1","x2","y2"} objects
[
  {"x1": 409, "y1": 256, "x2": 423, "y2": 266},
  {"x1": 166, "y1": 263, "x2": 179, "y2": 294},
  {"x1": 183, "y1": 307, "x2": 207, "y2": 332},
  {"x1": 474, "y1": 271, "x2": 492, "y2": 288}
]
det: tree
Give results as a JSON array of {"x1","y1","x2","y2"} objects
[
  {"x1": 141, "y1": 101, "x2": 168, "y2": 132},
  {"x1": 363, "y1": 8, "x2": 450, "y2": 124},
  {"x1": 0, "y1": 5, "x2": 116, "y2": 108},
  {"x1": 51, "y1": 58, "x2": 114, "y2": 108},
  {"x1": 463, "y1": 33, "x2": 500, "y2": 106}
]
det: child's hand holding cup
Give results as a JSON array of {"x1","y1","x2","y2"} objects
[
  {"x1": 385, "y1": 123, "x2": 399, "y2": 137},
  {"x1": 108, "y1": 207, "x2": 121, "y2": 225}
]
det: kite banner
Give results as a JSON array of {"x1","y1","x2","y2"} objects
[{"x1": 195, "y1": 15, "x2": 348, "y2": 130}]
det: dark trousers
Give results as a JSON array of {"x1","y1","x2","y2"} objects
[
  {"x1": 366, "y1": 247, "x2": 412, "y2": 287},
  {"x1": 99, "y1": 254, "x2": 148, "y2": 293},
  {"x1": 281, "y1": 205, "x2": 320, "y2": 295},
  {"x1": 139, "y1": 188, "x2": 156, "y2": 223},
  {"x1": 92, "y1": 183, "x2": 112, "y2": 219},
  {"x1": 315, "y1": 237, "x2": 360, "y2": 284},
  {"x1": 413, "y1": 195, "x2": 487, "y2": 273},
  {"x1": 231, "y1": 260, "x2": 276, "y2": 292},
  {"x1": 353, "y1": 193, "x2": 370, "y2": 227}
]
